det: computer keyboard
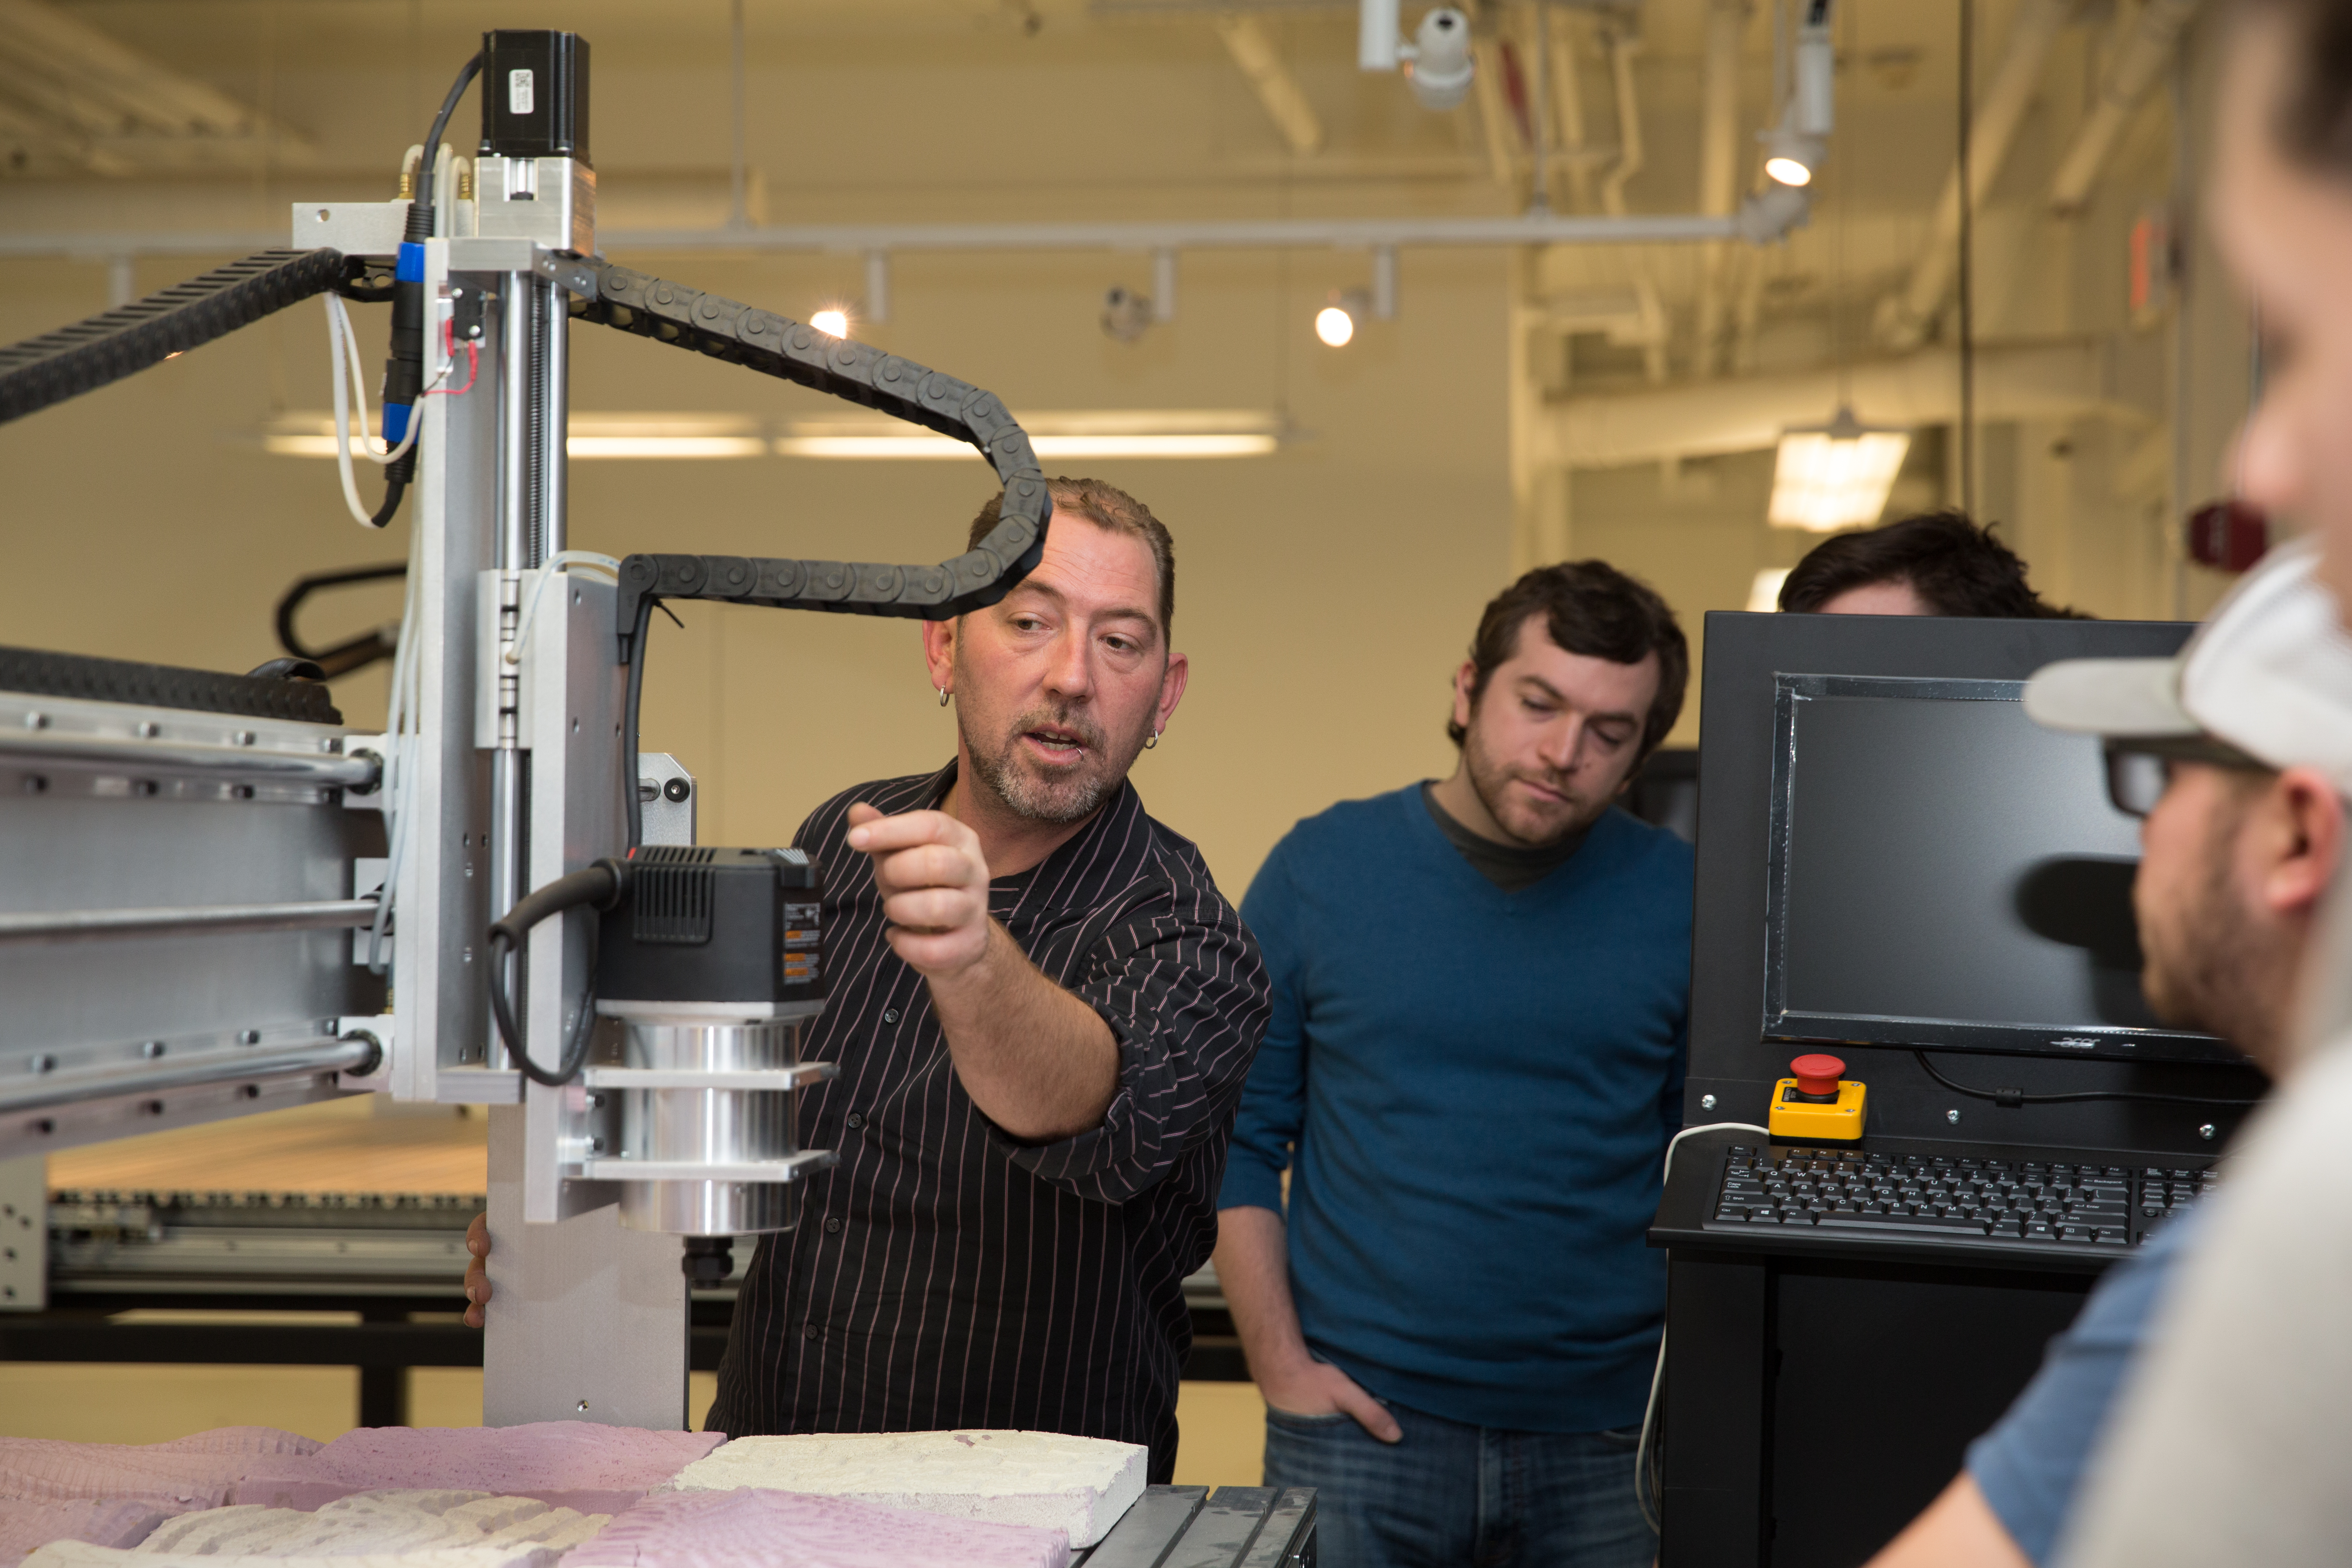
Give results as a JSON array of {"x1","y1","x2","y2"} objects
[{"x1": 1704, "y1": 1144, "x2": 2213, "y2": 1253}]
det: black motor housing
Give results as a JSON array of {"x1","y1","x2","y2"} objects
[{"x1": 595, "y1": 846, "x2": 822, "y2": 1008}]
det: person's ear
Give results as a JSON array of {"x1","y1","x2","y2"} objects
[
  {"x1": 922, "y1": 618, "x2": 958, "y2": 694},
  {"x1": 2261, "y1": 766, "x2": 2345, "y2": 918},
  {"x1": 1451, "y1": 661, "x2": 1478, "y2": 735}
]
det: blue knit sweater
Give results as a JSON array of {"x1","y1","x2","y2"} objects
[{"x1": 1220, "y1": 785, "x2": 1692, "y2": 1432}]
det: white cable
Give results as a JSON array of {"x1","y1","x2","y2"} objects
[
  {"x1": 328, "y1": 293, "x2": 440, "y2": 468},
  {"x1": 325, "y1": 296, "x2": 377, "y2": 530},
  {"x1": 323, "y1": 293, "x2": 456, "y2": 529},
  {"x1": 1636, "y1": 1121, "x2": 1775, "y2": 1535},
  {"x1": 507, "y1": 552, "x2": 623, "y2": 669},
  {"x1": 365, "y1": 523, "x2": 426, "y2": 973}
]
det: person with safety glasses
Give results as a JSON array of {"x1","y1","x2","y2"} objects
[{"x1": 1864, "y1": 537, "x2": 2352, "y2": 1568}]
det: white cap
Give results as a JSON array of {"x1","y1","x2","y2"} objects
[{"x1": 2024, "y1": 538, "x2": 2352, "y2": 792}]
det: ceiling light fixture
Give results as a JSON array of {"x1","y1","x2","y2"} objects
[
  {"x1": 1762, "y1": 126, "x2": 1824, "y2": 188},
  {"x1": 776, "y1": 409, "x2": 1286, "y2": 460},
  {"x1": 1768, "y1": 406, "x2": 1910, "y2": 532},
  {"x1": 264, "y1": 411, "x2": 1287, "y2": 462},
  {"x1": 809, "y1": 307, "x2": 850, "y2": 338},
  {"x1": 263, "y1": 412, "x2": 768, "y2": 460},
  {"x1": 1315, "y1": 288, "x2": 1370, "y2": 347}
]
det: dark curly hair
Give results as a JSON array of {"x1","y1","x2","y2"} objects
[
  {"x1": 1779, "y1": 510, "x2": 2083, "y2": 618},
  {"x1": 1450, "y1": 560, "x2": 1689, "y2": 759}
]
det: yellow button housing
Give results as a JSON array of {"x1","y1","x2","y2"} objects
[{"x1": 1767, "y1": 1076, "x2": 1868, "y2": 1143}]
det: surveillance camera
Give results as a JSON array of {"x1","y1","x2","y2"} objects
[
  {"x1": 1101, "y1": 285, "x2": 1153, "y2": 344},
  {"x1": 1405, "y1": 8, "x2": 1473, "y2": 111}
]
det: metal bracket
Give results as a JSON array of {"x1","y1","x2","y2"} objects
[
  {"x1": 442, "y1": 239, "x2": 598, "y2": 300},
  {"x1": 578, "y1": 1063, "x2": 837, "y2": 1093},
  {"x1": 578, "y1": 1149, "x2": 837, "y2": 1184}
]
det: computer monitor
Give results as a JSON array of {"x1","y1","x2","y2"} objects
[{"x1": 1760, "y1": 671, "x2": 2234, "y2": 1065}]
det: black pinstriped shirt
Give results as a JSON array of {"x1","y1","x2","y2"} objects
[{"x1": 705, "y1": 763, "x2": 1270, "y2": 1481}]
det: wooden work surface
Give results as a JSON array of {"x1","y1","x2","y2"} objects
[{"x1": 47, "y1": 1098, "x2": 489, "y2": 1196}]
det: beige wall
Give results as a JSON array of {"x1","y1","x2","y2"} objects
[{"x1": 0, "y1": 243, "x2": 1510, "y2": 899}]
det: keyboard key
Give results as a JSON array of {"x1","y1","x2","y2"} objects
[
  {"x1": 1989, "y1": 1218, "x2": 2025, "y2": 1238},
  {"x1": 2025, "y1": 1222, "x2": 2056, "y2": 1241},
  {"x1": 2060, "y1": 1225, "x2": 2093, "y2": 1244},
  {"x1": 1817, "y1": 1212, "x2": 1990, "y2": 1236},
  {"x1": 2096, "y1": 1228, "x2": 2127, "y2": 1245},
  {"x1": 1713, "y1": 1209, "x2": 1748, "y2": 1223}
]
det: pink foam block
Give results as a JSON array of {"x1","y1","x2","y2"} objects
[
  {"x1": 230, "y1": 1426, "x2": 724, "y2": 1515},
  {"x1": 0, "y1": 1500, "x2": 170, "y2": 1567},
  {"x1": 566, "y1": 1487, "x2": 1071, "y2": 1568},
  {"x1": 0, "y1": 1430, "x2": 322, "y2": 1510}
]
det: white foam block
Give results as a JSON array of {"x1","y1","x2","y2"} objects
[
  {"x1": 30, "y1": 1545, "x2": 554, "y2": 1568},
  {"x1": 667, "y1": 1432, "x2": 1146, "y2": 1548},
  {"x1": 566, "y1": 1486, "x2": 1069, "y2": 1568}
]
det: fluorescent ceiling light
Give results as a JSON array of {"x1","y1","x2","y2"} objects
[
  {"x1": 262, "y1": 410, "x2": 1287, "y2": 461},
  {"x1": 263, "y1": 412, "x2": 768, "y2": 460},
  {"x1": 1747, "y1": 567, "x2": 1792, "y2": 613},
  {"x1": 773, "y1": 409, "x2": 1287, "y2": 460},
  {"x1": 1768, "y1": 407, "x2": 1909, "y2": 532}
]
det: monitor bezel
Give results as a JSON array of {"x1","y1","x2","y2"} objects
[{"x1": 1758, "y1": 670, "x2": 2237, "y2": 1066}]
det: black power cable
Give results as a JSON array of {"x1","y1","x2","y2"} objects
[
  {"x1": 414, "y1": 51, "x2": 484, "y2": 240},
  {"x1": 487, "y1": 860, "x2": 629, "y2": 1087},
  {"x1": 276, "y1": 561, "x2": 407, "y2": 678},
  {"x1": 1912, "y1": 1049, "x2": 2265, "y2": 1111}
]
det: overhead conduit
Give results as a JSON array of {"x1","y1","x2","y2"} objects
[{"x1": 2048, "y1": 0, "x2": 2200, "y2": 215}]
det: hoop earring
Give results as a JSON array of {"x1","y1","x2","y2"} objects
[
  {"x1": 937, "y1": 687, "x2": 951, "y2": 708},
  {"x1": 1144, "y1": 728, "x2": 1161, "y2": 750}
]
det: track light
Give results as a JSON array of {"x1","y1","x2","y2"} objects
[
  {"x1": 1315, "y1": 288, "x2": 1370, "y2": 347},
  {"x1": 1102, "y1": 286, "x2": 1154, "y2": 344},
  {"x1": 810, "y1": 307, "x2": 850, "y2": 338},
  {"x1": 1763, "y1": 126, "x2": 1824, "y2": 188}
]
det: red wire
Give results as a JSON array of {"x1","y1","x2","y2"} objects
[{"x1": 425, "y1": 317, "x2": 480, "y2": 397}]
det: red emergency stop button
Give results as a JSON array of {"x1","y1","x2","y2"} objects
[{"x1": 1791, "y1": 1055, "x2": 1846, "y2": 1097}]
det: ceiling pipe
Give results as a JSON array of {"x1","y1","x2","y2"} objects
[
  {"x1": 1543, "y1": 7, "x2": 1594, "y2": 211},
  {"x1": 1874, "y1": 0, "x2": 2070, "y2": 350},
  {"x1": 1590, "y1": 21, "x2": 1668, "y2": 383},
  {"x1": 1538, "y1": 339, "x2": 2150, "y2": 468},
  {"x1": 1216, "y1": 15, "x2": 1326, "y2": 157},
  {"x1": 2048, "y1": 0, "x2": 2200, "y2": 216},
  {"x1": 1691, "y1": 0, "x2": 1750, "y2": 379},
  {"x1": 0, "y1": 203, "x2": 1828, "y2": 263}
]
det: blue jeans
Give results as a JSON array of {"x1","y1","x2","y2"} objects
[{"x1": 1261, "y1": 1398, "x2": 1652, "y2": 1568}]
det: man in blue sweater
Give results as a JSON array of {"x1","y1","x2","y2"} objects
[{"x1": 1214, "y1": 561, "x2": 1693, "y2": 1568}]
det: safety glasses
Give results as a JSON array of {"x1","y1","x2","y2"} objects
[{"x1": 2102, "y1": 737, "x2": 2273, "y2": 818}]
